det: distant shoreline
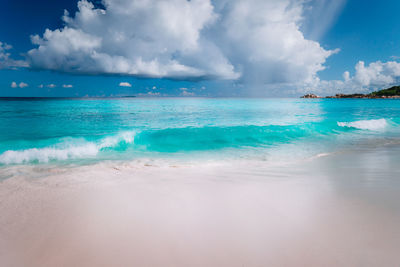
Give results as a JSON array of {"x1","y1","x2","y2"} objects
[{"x1": 301, "y1": 85, "x2": 400, "y2": 99}]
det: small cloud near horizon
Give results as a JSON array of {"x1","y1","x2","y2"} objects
[
  {"x1": 181, "y1": 90, "x2": 196, "y2": 97},
  {"x1": 62, "y1": 84, "x2": 73, "y2": 88},
  {"x1": 119, "y1": 82, "x2": 132, "y2": 87},
  {"x1": 11, "y1": 81, "x2": 28, "y2": 88},
  {"x1": 137, "y1": 91, "x2": 161, "y2": 97}
]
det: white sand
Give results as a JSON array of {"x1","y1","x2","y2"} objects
[{"x1": 1, "y1": 150, "x2": 400, "y2": 267}]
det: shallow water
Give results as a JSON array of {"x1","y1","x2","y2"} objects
[{"x1": 0, "y1": 98, "x2": 399, "y2": 167}]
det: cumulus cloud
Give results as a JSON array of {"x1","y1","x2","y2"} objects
[
  {"x1": 147, "y1": 91, "x2": 161, "y2": 96},
  {"x1": 179, "y1": 87, "x2": 196, "y2": 96},
  {"x1": 0, "y1": 42, "x2": 27, "y2": 69},
  {"x1": 181, "y1": 90, "x2": 196, "y2": 97},
  {"x1": 62, "y1": 84, "x2": 73, "y2": 88},
  {"x1": 11, "y1": 81, "x2": 29, "y2": 88},
  {"x1": 119, "y1": 82, "x2": 132, "y2": 87},
  {"x1": 47, "y1": 84, "x2": 57, "y2": 88},
  {"x1": 352, "y1": 61, "x2": 400, "y2": 87},
  {"x1": 19, "y1": 82, "x2": 29, "y2": 88},
  {"x1": 301, "y1": 60, "x2": 400, "y2": 96},
  {"x1": 27, "y1": 0, "x2": 337, "y2": 87}
]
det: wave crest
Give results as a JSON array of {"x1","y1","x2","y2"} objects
[
  {"x1": 98, "y1": 131, "x2": 135, "y2": 149},
  {"x1": 0, "y1": 131, "x2": 136, "y2": 164},
  {"x1": 337, "y1": 119, "x2": 388, "y2": 131},
  {"x1": 0, "y1": 144, "x2": 99, "y2": 164}
]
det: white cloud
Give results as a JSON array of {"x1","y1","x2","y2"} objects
[
  {"x1": 27, "y1": 0, "x2": 337, "y2": 87},
  {"x1": 119, "y1": 82, "x2": 132, "y2": 87},
  {"x1": 352, "y1": 61, "x2": 400, "y2": 87},
  {"x1": 343, "y1": 71, "x2": 350, "y2": 82},
  {"x1": 38, "y1": 84, "x2": 44, "y2": 88},
  {"x1": 300, "y1": 60, "x2": 400, "y2": 96},
  {"x1": 0, "y1": 42, "x2": 27, "y2": 69},
  {"x1": 181, "y1": 90, "x2": 195, "y2": 97},
  {"x1": 212, "y1": 0, "x2": 338, "y2": 85},
  {"x1": 147, "y1": 92, "x2": 161, "y2": 96},
  {"x1": 138, "y1": 91, "x2": 161, "y2": 97},
  {"x1": 11, "y1": 81, "x2": 29, "y2": 88},
  {"x1": 62, "y1": 84, "x2": 73, "y2": 88},
  {"x1": 179, "y1": 87, "x2": 198, "y2": 96},
  {"x1": 47, "y1": 84, "x2": 57, "y2": 88},
  {"x1": 19, "y1": 82, "x2": 29, "y2": 88}
]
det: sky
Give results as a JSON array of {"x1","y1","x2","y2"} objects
[{"x1": 0, "y1": 0, "x2": 400, "y2": 97}]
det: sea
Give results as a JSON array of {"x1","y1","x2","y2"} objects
[{"x1": 0, "y1": 97, "x2": 400, "y2": 172}]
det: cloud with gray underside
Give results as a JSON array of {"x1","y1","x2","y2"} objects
[{"x1": 27, "y1": 0, "x2": 339, "y2": 85}]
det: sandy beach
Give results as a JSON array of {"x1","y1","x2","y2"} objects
[{"x1": 1, "y1": 145, "x2": 400, "y2": 267}]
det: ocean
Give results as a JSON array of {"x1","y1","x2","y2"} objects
[{"x1": 0, "y1": 98, "x2": 399, "y2": 169}]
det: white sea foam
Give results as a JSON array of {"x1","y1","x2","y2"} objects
[
  {"x1": 337, "y1": 119, "x2": 388, "y2": 131},
  {"x1": 0, "y1": 131, "x2": 136, "y2": 164},
  {"x1": 0, "y1": 144, "x2": 99, "y2": 164},
  {"x1": 98, "y1": 131, "x2": 135, "y2": 149}
]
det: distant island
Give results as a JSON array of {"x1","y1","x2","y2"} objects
[{"x1": 301, "y1": 85, "x2": 400, "y2": 99}]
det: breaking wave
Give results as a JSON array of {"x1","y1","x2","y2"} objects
[
  {"x1": 0, "y1": 131, "x2": 135, "y2": 164},
  {"x1": 0, "y1": 119, "x2": 397, "y2": 165},
  {"x1": 337, "y1": 119, "x2": 388, "y2": 131}
]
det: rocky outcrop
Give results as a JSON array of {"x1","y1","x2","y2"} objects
[{"x1": 300, "y1": 94, "x2": 321, "y2": 99}]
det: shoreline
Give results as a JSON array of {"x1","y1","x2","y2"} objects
[
  {"x1": 1, "y1": 145, "x2": 400, "y2": 266},
  {"x1": 301, "y1": 94, "x2": 400, "y2": 99},
  {"x1": 301, "y1": 85, "x2": 400, "y2": 99}
]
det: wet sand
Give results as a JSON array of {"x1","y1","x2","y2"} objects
[{"x1": 1, "y1": 147, "x2": 400, "y2": 266}]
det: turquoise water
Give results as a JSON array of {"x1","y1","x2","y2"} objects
[{"x1": 0, "y1": 98, "x2": 399, "y2": 165}]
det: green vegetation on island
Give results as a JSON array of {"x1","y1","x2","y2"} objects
[
  {"x1": 369, "y1": 86, "x2": 400, "y2": 97},
  {"x1": 301, "y1": 85, "x2": 400, "y2": 99}
]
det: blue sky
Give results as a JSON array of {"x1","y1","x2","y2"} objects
[
  {"x1": 0, "y1": 0, "x2": 400, "y2": 97},
  {"x1": 317, "y1": 0, "x2": 400, "y2": 80}
]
